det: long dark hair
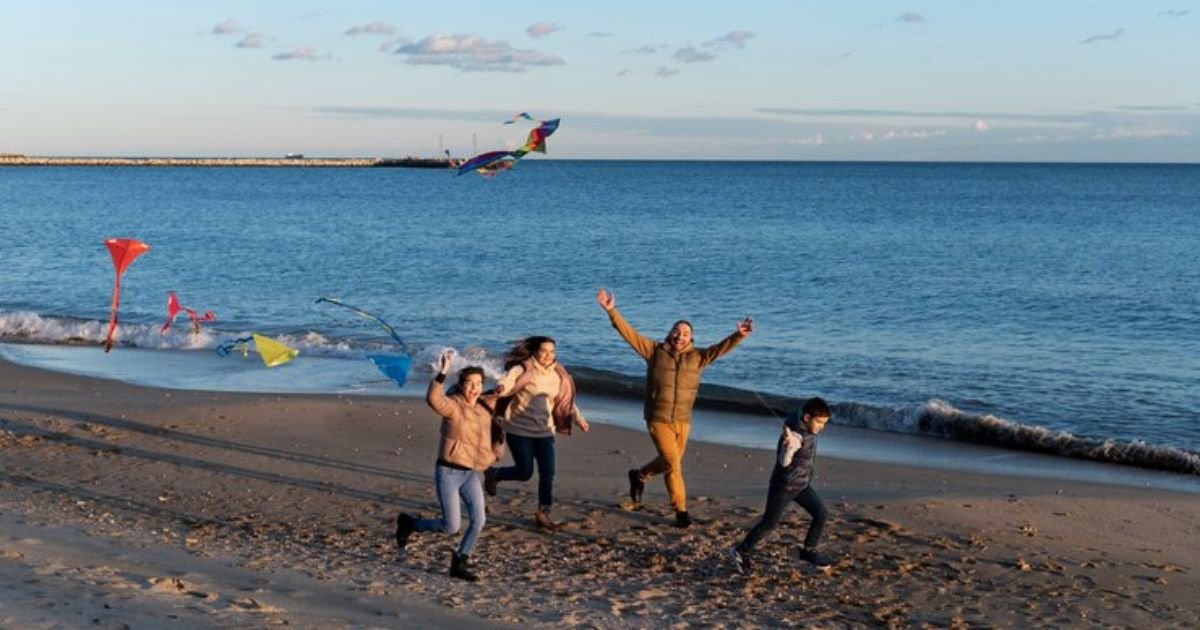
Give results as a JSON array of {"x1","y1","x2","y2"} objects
[{"x1": 502, "y1": 336, "x2": 556, "y2": 370}]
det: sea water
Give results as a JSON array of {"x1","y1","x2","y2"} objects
[{"x1": 1, "y1": 162, "x2": 1197, "y2": 478}]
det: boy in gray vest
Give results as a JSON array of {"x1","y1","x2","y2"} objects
[{"x1": 731, "y1": 397, "x2": 833, "y2": 573}]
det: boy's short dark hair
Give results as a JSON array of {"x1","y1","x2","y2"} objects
[{"x1": 802, "y1": 397, "x2": 830, "y2": 418}]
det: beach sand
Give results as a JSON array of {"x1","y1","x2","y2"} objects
[{"x1": 1, "y1": 357, "x2": 1197, "y2": 628}]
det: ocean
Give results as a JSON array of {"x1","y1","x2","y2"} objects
[{"x1": 1, "y1": 161, "x2": 1198, "y2": 477}]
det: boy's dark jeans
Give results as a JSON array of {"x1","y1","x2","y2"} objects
[
  {"x1": 739, "y1": 485, "x2": 827, "y2": 552},
  {"x1": 495, "y1": 434, "x2": 556, "y2": 509}
]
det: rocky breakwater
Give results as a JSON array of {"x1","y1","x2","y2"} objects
[{"x1": 0, "y1": 156, "x2": 450, "y2": 168}]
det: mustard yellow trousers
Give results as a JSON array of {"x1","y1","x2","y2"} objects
[{"x1": 637, "y1": 420, "x2": 691, "y2": 512}]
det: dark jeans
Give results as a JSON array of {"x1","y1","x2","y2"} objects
[
  {"x1": 738, "y1": 485, "x2": 827, "y2": 552},
  {"x1": 495, "y1": 434, "x2": 556, "y2": 509}
]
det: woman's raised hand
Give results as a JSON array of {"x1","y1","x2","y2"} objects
[{"x1": 438, "y1": 349, "x2": 454, "y2": 375}]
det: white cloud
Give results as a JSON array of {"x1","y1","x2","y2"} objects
[
  {"x1": 710, "y1": 30, "x2": 756, "y2": 48},
  {"x1": 378, "y1": 37, "x2": 412, "y2": 53},
  {"x1": 1079, "y1": 28, "x2": 1123, "y2": 44},
  {"x1": 526, "y1": 22, "x2": 562, "y2": 39},
  {"x1": 973, "y1": 119, "x2": 990, "y2": 132},
  {"x1": 1014, "y1": 134, "x2": 1057, "y2": 144},
  {"x1": 1091, "y1": 127, "x2": 1189, "y2": 140},
  {"x1": 212, "y1": 18, "x2": 240, "y2": 35},
  {"x1": 674, "y1": 46, "x2": 716, "y2": 63},
  {"x1": 670, "y1": 31, "x2": 755, "y2": 64},
  {"x1": 589, "y1": 31, "x2": 615, "y2": 38},
  {"x1": 1157, "y1": 9, "x2": 1190, "y2": 18},
  {"x1": 236, "y1": 33, "x2": 264, "y2": 49},
  {"x1": 655, "y1": 67, "x2": 679, "y2": 78},
  {"x1": 346, "y1": 22, "x2": 396, "y2": 36},
  {"x1": 851, "y1": 128, "x2": 946, "y2": 142},
  {"x1": 788, "y1": 133, "x2": 825, "y2": 146},
  {"x1": 897, "y1": 12, "x2": 925, "y2": 24},
  {"x1": 617, "y1": 68, "x2": 631, "y2": 77},
  {"x1": 881, "y1": 128, "x2": 946, "y2": 140},
  {"x1": 627, "y1": 44, "x2": 664, "y2": 55},
  {"x1": 393, "y1": 34, "x2": 564, "y2": 72},
  {"x1": 272, "y1": 47, "x2": 322, "y2": 61}
]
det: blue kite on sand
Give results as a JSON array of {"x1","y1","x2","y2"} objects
[{"x1": 315, "y1": 297, "x2": 412, "y2": 387}]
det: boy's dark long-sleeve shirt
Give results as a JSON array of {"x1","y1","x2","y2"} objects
[{"x1": 769, "y1": 411, "x2": 818, "y2": 493}]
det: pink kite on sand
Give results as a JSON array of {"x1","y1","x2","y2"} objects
[
  {"x1": 103, "y1": 238, "x2": 151, "y2": 352},
  {"x1": 160, "y1": 291, "x2": 216, "y2": 335}
]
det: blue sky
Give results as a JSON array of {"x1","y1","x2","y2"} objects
[{"x1": 2, "y1": 1, "x2": 1197, "y2": 161}]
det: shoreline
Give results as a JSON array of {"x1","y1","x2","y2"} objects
[
  {"x1": 2, "y1": 357, "x2": 1199, "y2": 626},
  {"x1": 3, "y1": 341, "x2": 1197, "y2": 482}
]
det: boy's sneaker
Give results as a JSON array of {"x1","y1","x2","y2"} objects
[
  {"x1": 729, "y1": 547, "x2": 752, "y2": 575},
  {"x1": 627, "y1": 469, "x2": 645, "y2": 505},
  {"x1": 484, "y1": 467, "x2": 499, "y2": 497},
  {"x1": 674, "y1": 510, "x2": 692, "y2": 528},
  {"x1": 798, "y1": 547, "x2": 833, "y2": 568},
  {"x1": 395, "y1": 513, "x2": 416, "y2": 550}
]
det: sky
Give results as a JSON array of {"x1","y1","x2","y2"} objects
[{"x1": 1, "y1": 1, "x2": 1198, "y2": 162}]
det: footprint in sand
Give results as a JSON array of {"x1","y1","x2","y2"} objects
[{"x1": 229, "y1": 596, "x2": 286, "y2": 614}]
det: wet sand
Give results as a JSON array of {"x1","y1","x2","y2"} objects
[{"x1": 1, "y1": 357, "x2": 1197, "y2": 628}]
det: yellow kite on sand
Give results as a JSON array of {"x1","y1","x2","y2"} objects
[
  {"x1": 251, "y1": 333, "x2": 299, "y2": 368},
  {"x1": 215, "y1": 334, "x2": 299, "y2": 368}
]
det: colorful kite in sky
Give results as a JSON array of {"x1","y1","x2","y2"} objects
[
  {"x1": 215, "y1": 334, "x2": 299, "y2": 368},
  {"x1": 457, "y1": 118, "x2": 561, "y2": 178},
  {"x1": 315, "y1": 297, "x2": 412, "y2": 387},
  {"x1": 160, "y1": 291, "x2": 215, "y2": 334},
  {"x1": 103, "y1": 238, "x2": 151, "y2": 352},
  {"x1": 502, "y1": 112, "x2": 534, "y2": 124}
]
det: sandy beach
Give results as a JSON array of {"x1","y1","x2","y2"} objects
[{"x1": 1, "y1": 356, "x2": 1197, "y2": 628}]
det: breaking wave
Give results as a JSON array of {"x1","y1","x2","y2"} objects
[
  {"x1": 0, "y1": 310, "x2": 372, "y2": 357},
  {"x1": 0, "y1": 310, "x2": 507, "y2": 380},
  {"x1": 835, "y1": 399, "x2": 1200, "y2": 476},
  {"x1": 569, "y1": 368, "x2": 1200, "y2": 477}
]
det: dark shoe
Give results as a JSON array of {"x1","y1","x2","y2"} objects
[
  {"x1": 674, "y1": 510, "x2": 692, "y2": 528},
  {"x1": 798, "y1": 547, "x2": 833, "y2": 568},
  {"x1": 730, "y1": 547, "x2": 752, "y2": 575},
  {"x1": 395, "y1": 513, "x2": 415, "y2": 550},
  {"x1": 484, "y1": 467, "x2": 499, "y2": 497},
  {"x1": 450, "y1": 553, "x2": 479, "y2": 582},
  {"x1": 534, "y1": 510, "x2": 559, "y2": 533},
  {"x1": 627, "y1": 469, "x2": 645, "y2": 505}
]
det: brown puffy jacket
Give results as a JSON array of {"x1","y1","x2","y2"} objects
[
  {"x1": 426, "y1": 376, "x2": 502, "y2": 471},
  {"x1": 606, "y1": 308, "x2": 746, "y2": 424}
]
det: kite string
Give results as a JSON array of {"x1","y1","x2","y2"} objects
[{"x1": 752, "y1": 390, "x2": 788, "y2": 425}]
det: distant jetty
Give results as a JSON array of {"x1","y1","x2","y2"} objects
[{"x1": 0, "y1": 155, "x2": 454, "y2": 169}]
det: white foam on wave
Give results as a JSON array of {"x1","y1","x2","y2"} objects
[
  {"x1": 0, "y1": 310, "x2": 392, "y2": 358},
  {"x1": 835, "y1": 397, "x2": 1200, "y2": 476}
]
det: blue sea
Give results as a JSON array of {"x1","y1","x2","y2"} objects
[{"x1": 1, "y1": 161, "x2": 1198, "y2": 479}]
